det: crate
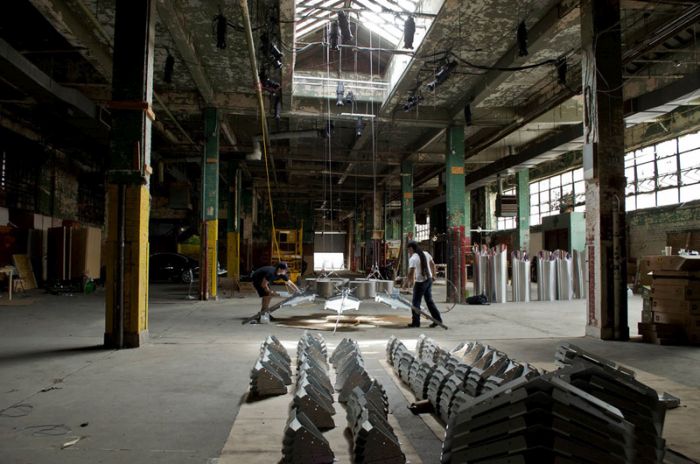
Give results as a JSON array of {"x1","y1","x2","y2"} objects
[
  {"x1": 651, "y1": 282, "x2": 700, "y2": 300},
  {"x1": 650, "y1": 298, "x2": 700, "y2": 314}
]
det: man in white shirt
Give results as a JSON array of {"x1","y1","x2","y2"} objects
[{"x1": 404, "y1": 241, "x2": 443, "y2": 328}]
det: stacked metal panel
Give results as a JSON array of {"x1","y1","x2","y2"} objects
[
  {"x1": 249, "y1": 335, "x2": 292, "y2": 398},
  {"x1": 282, "y1": 409, "x2": 334, "y2": 464},
  {"x1": 537, "y1": 251, "x2": 557, "y2": 301},
  {"x1": 473, "y1": 245, "x2": 509, "y2": 303},
  {"x1": 388, "y1": 337, "x2": 542, "y2": 426},
  {"x1": 441, "y1": 376, "x2": 635, "y2": 464},
  {"x1": 555, "y1": 249, "x2": 574, "y2": 300},
  {"x1": 512, "y1": 250, "x2": 531, "y2": 302},
  {"x1": 573, "y1": 249, "x2": 587, "y2": 299},
  {"x1": 333, "y1": 338, "x2": 404, "y2": 463},
  {"x1": 553, "y1": 347, "x2": 667, "y2": 463},
  {"x1": 293, "y1": 332, "x2": 335, "y2": 431}
]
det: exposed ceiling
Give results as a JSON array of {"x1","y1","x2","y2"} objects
[{"x1": 0, "y1": 0, "x2": 699, "y2": 222}]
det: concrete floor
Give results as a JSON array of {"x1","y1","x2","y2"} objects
[{"x1": 0, "y1": 283, "x2": 699, "y2": 463}]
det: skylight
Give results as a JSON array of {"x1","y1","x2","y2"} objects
[{"x1": 295, "y1": 0, "x2": 430, "y2": 47}]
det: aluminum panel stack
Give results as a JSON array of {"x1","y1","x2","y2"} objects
[
  {"x1": 441, "y1": 376, "x2": 635, "y2": 464},
  {"x1": 282, "y1": 409, "x2": 334, "y2": 464},
  {"x1": 555, "y1": 250, "x2": 574, "y2": 300},
  {"x1": 294, "y1": 332, "x2": 335, "y2": 431},
  {"x1": 573, "y1": 249, "x2": 587, "y2": 299},
  {"x1": 472, "y1": 245, "x2": 490, "y2": 297},
  {"x1": 512, "y1": 250, "x2": 531, "y2": 302},
  {"x1": 249, "y1": 336, "x2": 292, "y2": 398},
  {"x1": 334, "y1": 338, "x2": 404, "y2": 464},
  {"x1": 537, "y1": 251, "x2": 557, "y2": 301}
]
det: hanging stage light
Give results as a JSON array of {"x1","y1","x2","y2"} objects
[
  {"x1": 556, "y1": 56, "x2": 567, "y2": 86},
  {"x1": 337, "y1": 10, "x2": 353, "y2": 43},
  {"x1": 403, "y1": 16, "x2": 416, "y2": 49},
  {"x1": 426, "y1": 61, "x2": 457, "y2": 92},
  {"x1": 344, "y1": 91, "x2": 355, "y2": 107},
  {"x1": 517, "y1": 20, "x2": 528, "y2": 56},
  {"x1": 464, "y1": 103, "x2": 472, "y2": 126},
  {"x1": 273, "y1": 93, "x2": 282, "y2": 121},
  {"x1": 336, "y1": 81, "x2": 345, "y2": 106},
  {"x1": 163, "y1": 49, "x2": 174, "y2": 83},
  {"x1": 259, "y1": 68, "x2": 280, "y2": 93},
  {"x1": 403, "y1": 94, "x2": 423, "y2": 112},
  {"x1": 327, "y1": 21, "x2": 339, "y2": 51},
  {"x1": 355, "y1": 117, "x2": 364, "y2": 137},
  {"x1": 324, "y1": 121, "x2": 335, "y2": 138},
  {"x1": 213, "y1": 13, "x2": 227, "y2": 49}
]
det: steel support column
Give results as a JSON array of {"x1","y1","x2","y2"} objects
[
  {"x1": 581, "y1": 0, "x2": 628, "y2": 340},
  {"x1": 446, "y1": 126, "x2": 467, "y2": 303},
  {"x1": 227, "y1": 162, "x2": 242, "y2": 282},
  {"x1": 400, "y1": 160, "x2": 415, "y2": 275},
  {"x1": 516, "y1": 170, "x2": 530, "y2": 252},
  {"x1": 104, "y1": 0, "x2": 155, "y2": 349},
  {"x1": 200, "y1": 107, "x2": 220, "y2": 300}
]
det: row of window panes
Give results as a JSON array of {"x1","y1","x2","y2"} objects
[
  {"x1": 415, "y1": 219, "x2": 430, "y2": 241},
  {"x1": 494, "y1": 130, "x2": 700, "y2": 230}
]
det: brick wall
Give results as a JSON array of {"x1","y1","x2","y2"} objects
[{"x1": 628, "y1": 200, "x2": 700, "y2": 258}]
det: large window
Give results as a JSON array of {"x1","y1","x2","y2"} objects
[
  {"x1": 625, "y1": 130, "x2": 700, "y2": 211},
  {"x1": 496, "y1": 188, "x2": 516, "y2": 230},
  {"x1": 530, "y1": 168, "x2": 585, "y2": 226},
  {"x1": 415, "y1": 216, "x2": 430, "y2": 241}
]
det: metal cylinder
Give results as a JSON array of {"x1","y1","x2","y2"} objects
[
  {"x1": 490, "y1": 245, "x2": 508, "y2": 303},
  {"x1": 372, "y1": 279, "x2": 394, "y2": 294},
  {"x1": 303, "y1": 278, "x2": 318, "y2": 293},
  {"x1": 537, "y1": 251, "x2": 556, "y2": 301},
  {"x1": 350, "y1": 279, "x2": 376, "y2": 299},
  {"x1": 555, "y1": 250, "x2": 573, "y2": 300},
  {"x1": 316, "y1": 279, "x2": 344, "y2": 298},
  {"x1": 573, "y1": 249, "x2": 587, "y2": 299},
  {"x1": 511, "y1": 251, "x2": 531, "y2": 302}
]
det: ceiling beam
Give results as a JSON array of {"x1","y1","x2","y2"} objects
[
  {"x1": 450, "y1": 0, "x2": 580, "y2": 118},
  {"x1": 28, "y1": 0, "x2": 113, "y2": 80},
  {"x1": 156, "y1": 0, "x2": 240, "y2": 149}
]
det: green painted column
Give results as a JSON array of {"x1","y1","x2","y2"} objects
[
  {"x1": 446, "y1": 126, "x2": 466, "y2": 303},
  {"x1": 226, "y1": 162, "x2": 241, "y2": 282},
  {"x1": 400, "y1": 160, "x2": 414, "y2": 274},
  {"x1": 516, "y1": 170, "x2": 530, "y2": 252},
  {"x1": 200, "y1": 107, "x2": 220, "y2": 300}
]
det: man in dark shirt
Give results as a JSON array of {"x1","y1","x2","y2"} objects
[{"x1": 251, "y1": 262, "x2": 299, "y2": 321}]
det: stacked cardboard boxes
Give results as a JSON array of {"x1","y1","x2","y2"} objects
[{"x1": 638, "y1": 255, "x2": 700, "y2": 345}]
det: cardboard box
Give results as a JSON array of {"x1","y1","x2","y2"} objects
[
  {"x1": 652, "y1": 311, "x2": 688, "y2": 325},
  {"x1": 651, "y1": 282, "x2": 700, "y2": 300},
  {"x1": 642, "y1": 255, "x2": 700, "y2": 272},
  {"x1": 651, "y1": 298, "x2": 700, "y2": 314}
]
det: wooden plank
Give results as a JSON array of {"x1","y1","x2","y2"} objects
[{"x1": 12, "y1": 254, "x2": 37, "y2": 289}]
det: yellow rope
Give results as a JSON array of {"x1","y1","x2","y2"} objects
[{"x1": 258, "y1": 104, "x2": 281, "y2": 262}]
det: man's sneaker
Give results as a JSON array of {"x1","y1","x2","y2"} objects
[{"x1": 429, "y1": 322, "x2": 440, "y2": 328}]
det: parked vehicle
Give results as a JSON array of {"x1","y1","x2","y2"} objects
[{"x1": 149, "y1": 252, "x2": 227, "y2": 283}]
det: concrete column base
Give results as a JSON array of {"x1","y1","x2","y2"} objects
[{"x1": 104, "y1": 330, "x2": 149, "y2": 349}]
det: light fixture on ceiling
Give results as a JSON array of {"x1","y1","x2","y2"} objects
[
  {"x1": 336, "y1": 82, "x2": 345, "y2": 106},
  {"x1": 259, "y1": 69, "x2": 281, "y2": 93},
  {"x1": 163, "y1": 48, "x2": 174, "y2": 83},
  {"x1": 464, "y1": 103, "x2": 472, "y2": 126},
  {"x1": 426, "y1": 61, "x2": 456, "y2": 92},
  {"x1": 269, "y1": 44, "x2": 283, "y2": 69},
  {"x1": 213, "y1": 12, "x2": 228, "y2": 49},
  {"x1": 327, "y1": 21, "x2": 339, "y2": 51},
  {"x1": 338, "y1": 10, "x2": 353, "y2": 43},
  {"x1": 403, "y1": 93, "x2": 423, "y2": 112},
  {"x1": 517, "y1": 21, "x2": 528, "y2": 56},
  {"x1": 344, "y1": 91, "x2": 355, "y2": 107},
  {"x1": 403, "y1": 16, "x2": 416, "y2": 49},
  {"x1": 355, "y1": 117, "x2": 364, "y2": 137}
]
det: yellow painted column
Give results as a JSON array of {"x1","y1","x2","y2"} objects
[
  {"x1": 227, "y1": 231, "x2": 240, "y2": 282},
  {"x1": 105, "y1": 184, "x2": 149, "y2": 347},
  {"x1": 205, "y1": 219, "x2": 218, "y2": 298}
]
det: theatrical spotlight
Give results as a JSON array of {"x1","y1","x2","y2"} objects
[
  {"x1": 213, "y1": 13, "x2": 227, "y2": 49},
  {"x1": 163, "y1": 49, "x2": 175, "y2": 83},
  {"x1": 464, "y1": 103, "x2": 472, "y2": 126},
  {"x1": 270, "y1": 43, "x2": 283, "y2": 69},
  {"x1": 336, "y1": 82, "x2": 345, "y2": 106},
  {"x1": 355, "y1": 117, "x2": 364, "y2": 137},
  {"x1": 517, "y1": 20, "x2": 528, "y2": 56},
  {"x1": 426, "y1": 61, "x2": 457, "y2": 92},
  {"x1": 338, "y1": 10, "x2": 353, "y2": 43},
  {"x1": 403, "y1": 94, "x2": 423, "y2": 112},
  {"x1": 327, "y1": 21, "x2": 339, "y2": 51},
  {"x1": 403, "y1": 16, "x2": 415, "y2": 49},
  {"x1": 344, "y1": 91, "x2": 355, "y2": 107}
]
